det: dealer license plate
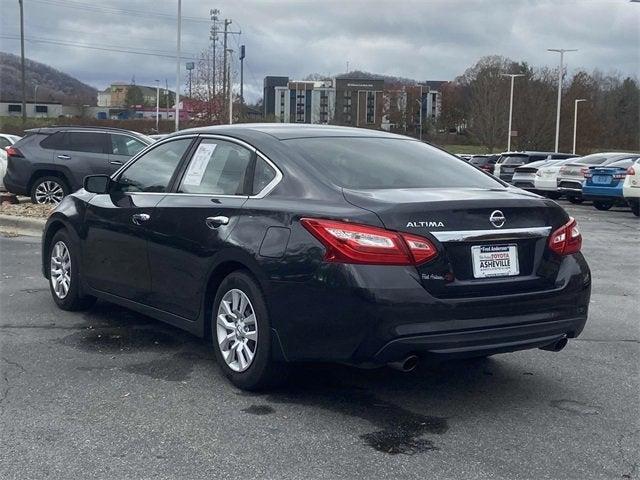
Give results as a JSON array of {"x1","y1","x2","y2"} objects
[{"x1": 471, "y1": 245, "x2": 519, "y2": 278}]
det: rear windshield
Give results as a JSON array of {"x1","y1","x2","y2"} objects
[
  {"x1": 285, "y1": 137, "x2": 503, "y2": 189},
  {"x1": 501, "y1": 155, "x2": 528, "y2": 165},
  {"x1": 606, "y1": 159, "x2": 634, "y2": 168},
  {"x1": 470, "y1": 156, "x2": 494, "y2": 166}
]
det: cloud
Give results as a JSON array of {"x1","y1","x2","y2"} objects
[{"x1": 1, "y1": 0, "x2": 638, "y2": 102}]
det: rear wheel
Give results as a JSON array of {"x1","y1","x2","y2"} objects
[
  {"x1": 628, "y1": 200, "x2": 639, "y2": 217},
  {"x1": 48, "y1": 230, "x2": 96, "y2": 311},
  {"x1": 31, "y1": 176, "x2": 69, "y2": 205},
  {"x1": 568, "y1": 196, "x2": 583, "y2": 204},
  {"x1": 593, "y1": 200, "x2": 613, "y2": 211},
  {"x1": 211, "y1": 271, "x2": 288, "y2": 390}
]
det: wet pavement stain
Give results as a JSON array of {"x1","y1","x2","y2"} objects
[
  {"x1": 550, "y1": 399, "x2": 601, "y2": 415},
  {"x1": 265, "y1": 367, "x2": 448, "y2": 455},
  {"x1": 242, "y1": 405, "x2": 275, "y2": 416},
  {"x1": 123, "y1": 355, "x2": 194, "y2": 382},
  {"x1": 59, "y1": 327, "x2": 184, "y2": 354}
]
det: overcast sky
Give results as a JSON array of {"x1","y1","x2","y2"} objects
[{"x1": 1, "y1": 0, "x2": 638, "y2": 102}]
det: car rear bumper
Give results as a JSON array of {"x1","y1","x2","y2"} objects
[
  {"x1": 582, "y1": 186, "x2": 624, "y2": 200},
  {"x1": 268, "y1": 254, "x2": 591, "y2": 364},
  {"x1": 2, "y1": 173, "x2": 28, "y2": 196},
  {"x1": 557, "y1": 180, "x2": 584, "y2": 194}
]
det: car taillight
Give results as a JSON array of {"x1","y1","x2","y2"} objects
[
  {"x1": 548, "y1": 217, "x2": 582, "y2": 256},
  {"x1": 584, "y1": 171, "x2": 593, "y2": 178},
  {"x1": 628, "y1": 166, "x2": 636, "y2": 176},
  {"x1": 581, "y1": 167, "x2": 590, "y2": 177},
  {"x1": 613, "y1": 172, "x2": 627, "y2": 180},
  {"x1": 300, "y1": 218, "x2": 438, "y2": 266},
  {"x1": 5, "y1": 146, "x2": 23, "y2": 158}
]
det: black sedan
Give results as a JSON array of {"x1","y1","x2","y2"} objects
[{"x1": 42, "y1": 125, "x2": 591, "y2": 390}]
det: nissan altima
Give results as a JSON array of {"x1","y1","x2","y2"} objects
[{"x1": 42, "y1": 124, "x2": 591, "y2": 390}]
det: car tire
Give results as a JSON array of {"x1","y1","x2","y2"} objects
[
  {"x1": 48, "y1": 229, "x2": 96, "y2": 311},
  {"x1": 628, "y1": 201, "x2": 639, "y2": 217},
  {"x1": 211, "y1": 270, "x2": 288, "y2": 391},
  {"x1": 546, "y1": 192, "x2": 562, "y2": 200},
  {"x1": 593, "y1": 200, "x2": 613, "y2": 211},
  {"x1": 31, "y1": 176, "x2": 69, "y2": 205},
  {"x1": 568, "y1": 196, "x2": 583, "y2": 204}
]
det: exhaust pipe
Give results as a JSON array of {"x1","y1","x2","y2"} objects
[
  {"x1": 540, "y1": 336, "x2": 568, "y2": 352},
  {"x1": 388, "y1": 355, "x2": 419, "y2": 372}
]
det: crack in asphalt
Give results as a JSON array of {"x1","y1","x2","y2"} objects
[
  {"x1": 617, "y1": 430, "x2": 640, "y2": 480},
  {"x1": 0, "y1": 357, "x2": 27, "y2": 417}
]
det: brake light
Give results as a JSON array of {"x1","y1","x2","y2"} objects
[
  {"x1": 301, "y1": 218, "x2": 437, "y2": 266},
  {"x1": 628, "y1": 166, "x2": 636, "y2": 176},
  {"x1": 613, "y1": 172, "x2": 627, "y2": 180},
  {"x1": 548, "y1": 217, "x2": 582, "y2": 256},
  {"x1": 5, "y1": 146, "x2": 23, "y2": 158}
]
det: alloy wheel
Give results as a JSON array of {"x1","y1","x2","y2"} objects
[
  {"x1": 216, "y1": 288, "x2": 258, "y2": 372},
  {"x1": 50, "y1": 241, "x2": 71, "y2": 299},
  {"x1": 35, "y1": 180, "x2": 64, "y2": 204}
]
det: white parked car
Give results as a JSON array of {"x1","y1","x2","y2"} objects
[
  {"x1": 623, "y1": 157, "x2": 640, "y2": 216},
  {"x1": 512, "y1": 159, "x2": 567, "y2": 193},
  {"x1": 0, "y1": 134, "x2": 22, "y2": 191},
  {"x1": 534, "y1": 158, "x2": 581, "y2": 199}
]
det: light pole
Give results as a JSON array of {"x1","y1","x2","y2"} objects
[
  {"x1": 572, "y1": 98, "x2": 586, "y2": 154},
  {"x1": 500, "y1": 73, "x2": 524, "y2": 152},
  {"x1": 227, "y1": 48, "x2": 233, "y2": 124},
  {"x1": 19, "y1": 0, "x2": 26, "y2": 124},
  {"x1": 155, "y1": 79, "x2": 160, "y2": 133},
  {"x1": 415, "y1": 99, "x2": 423, "y2": 141},
  {"x1": 548, "y1": 48, "x2": 578, "y2": 152},
  {"x1": 34, "y1": 84, "x2": 39, "y2": 117},
  {"x1": 174, "y1": 0, "x2": 181, "y2": 131}
]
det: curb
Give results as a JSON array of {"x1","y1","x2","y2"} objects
[{"x1": 0, "y1": 214, "x2": 46, "y2": 237}]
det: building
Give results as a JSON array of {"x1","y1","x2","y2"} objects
[
  {"x1": 263, "y1": 76, "x2": 289, "y2": 119},
  {"x1": 420, "y1": 81, "x2": 446, "y2": 121},
  {"x1": 334, "y1": 75, "x2": 384, "y2": 128},
  {"x1": 98, "y1": 83, "x2": 169, "y2": 108},
  {"x1": 272, "y1": 79, "x2": 335, "y2": 124},
  {"x1": 0, "y1": 100, "x2": 63, "y2": 118},
  {"x1": 97, "y1": 88, "x2": 111, "y2": 107}
]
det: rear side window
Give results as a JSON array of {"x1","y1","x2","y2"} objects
[
  {"x1": 178, "y1": 139, "x2": 252, "y2": 195},
  {"x1": 65, "y1": 132, "x2": 107, "y2": 154},
  {"x1": 118, "y1": 138, "x2": 192, "y2": 193},
  {"x1": 0, "y1": 137, "x2": 11, "y2": 149},
  {"x1": 285, "y1": 137, "x2": 503, "y2": 189},
  {"x1": 40, "y1": 132, "x2": 66, "y2": 150},
  {"x1": 252, "y1": 158, "x2": 276, "y2": 195},
  {"x1": 110, "y1": 134, "x2": 147, "y2": 157}
]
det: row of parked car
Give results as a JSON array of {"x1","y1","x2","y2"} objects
[{"x1": 462, "y1": 151, "x2": 640, "y2": 216}]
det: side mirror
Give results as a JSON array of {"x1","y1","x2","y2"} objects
[{"x1": 83, "y1": 175, "x2": 111, "y2": 194}]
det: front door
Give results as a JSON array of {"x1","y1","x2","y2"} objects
[
  {"x1": 82, "y1": 137, "x2": 195, "y2": 303},
  {"x1": 145, "y1": 137, "x2": 255, "y2": 319},
  {"x1": 54, "y1": 131, "x2": 110, "y2": 191}
]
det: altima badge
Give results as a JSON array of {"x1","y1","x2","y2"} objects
[
  {"x1": 406, "y1": 221, "x2": 445, "y2": 228},
  {"x1": 490, "y1": 210, "x2": 506, "y2": 228}
]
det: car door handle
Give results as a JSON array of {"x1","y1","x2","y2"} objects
[
  {"x1": 57, "y1": 154, "x2": 70, "y2": 160},
  {"x1": 131, "y1": 213, "x2": 151, "y2": 225},
  {"x1": 110, "y1": 160, "x2": 124, "y2": 165},
  {"x1": 205, "y1": 216, "x2": 229, "y2": 229}
]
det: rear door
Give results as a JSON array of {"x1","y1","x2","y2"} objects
[
  {"x1": 83, "y1": 137, "x2": 194, "y2": 302},
  {"x1": 54, "y1": 131, "x2": 110, "y2": 191},
  {"x1": 145, "y1": 136, "x2": 257, "y2": 319},
  {"x1": 108, "y1": 133, "x2": 148, "y2": 172}
]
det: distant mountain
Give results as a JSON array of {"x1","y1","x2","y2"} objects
[{"x1": 0, "y1": 52, "x2": 97, "y2": 105}]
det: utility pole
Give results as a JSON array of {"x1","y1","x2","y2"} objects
[
  {"x1": 415, "y1": 99, "x2": 423, "y2": 141},
  {"x1": 227, "y1": 48, "x2": 233, "y2": 124},
  {"x1": 165, "y1": 79, "x2": 169, "y2": 122},
  {"x1": 572, "y1": 98, "x2": 587, "y2": 154},
  {"x1": 175, "y1": 0, "x2": 182, "y2": 131},
  {"x1": 18, "y1": 0, "x2": 26, "y2": 123},
  {"x1": 210, "y1": 10, "x2": 219, "y2": 102},
  {"x1": 222, "y1": 19, "x2": 231, "y2": 116},
  {"x1": 548, "y1": 48, "x2": 577, "y2": 152},
  {"x1": 500, "y1": 73, "x2": 524, "y2": 152},
  {"x1": 239, "y1": 45, "x2": 245, "y2": 121},
  {"x1": 34, "y1": 84, "x2": 38, "y2": 117},
  {"x1": 155, "y1": 79, "x2": 160, "y2": 133}
]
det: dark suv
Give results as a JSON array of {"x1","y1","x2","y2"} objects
[
  {"x1": 495, "y1": 151, "x2": 576, "y2": 183},
  {"x1": 3, "y1": 126, "x2": 151, "y2": 204}
]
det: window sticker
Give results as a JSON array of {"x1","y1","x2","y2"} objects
[{"x1": 183, "y1": 143, "x2": 217, "y2": 186}]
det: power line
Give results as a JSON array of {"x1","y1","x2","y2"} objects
[
  {"x1": 28, "y1": 0, "x2": 210, "y2": 23},
  {"x1": 0, "y1": 34, "x2": 198, "y2": 60}
]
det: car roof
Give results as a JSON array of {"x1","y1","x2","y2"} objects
[
  {"x1": 24, "y1": 125, "x2": 149, "y2": 136},
  {"x1": 568, "y1": 152, "x2": 639, "y2": 165},
  {"x1": 175, "y1": 123, "x2": 412, "y2": 141}
]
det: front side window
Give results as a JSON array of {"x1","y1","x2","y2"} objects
[
  {"x1": 110, "y1": 134, "x2": 147, "y2": 157},
  {"x1": 178, "y1": 139, "x2": 252, "y2": 195},
  {"x1": 286, "y1": 137, "x2": 504, "y2": 190},
  {"x1": 118, "y1": 138, "x2": 192, "y2": 193},
  {"x1": 65, "y1": 132, "x2": 107, "y2": 154}
]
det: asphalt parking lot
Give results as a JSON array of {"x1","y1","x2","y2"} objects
[{"x1": 0, "y1": 202, "x2": 638, "y2": 480}]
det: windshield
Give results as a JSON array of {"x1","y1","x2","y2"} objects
[{"x1": 285, "y1": 137, "x2": 504, "y2": 190}]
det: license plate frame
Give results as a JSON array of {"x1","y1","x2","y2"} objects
[
  {"x1": 471, "y1": 244, "x2": 519, "y2": 279},
  {"x1": 592, "y1": 175, "x2": 610, "y2": 184}
]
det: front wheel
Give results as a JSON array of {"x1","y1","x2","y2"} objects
[
  {"x1": 593, "y1": 200, "x2": 613, "y2": 211},
  {"x1": 211, "y1": 271, "x2": 288, "y2": 390},
  {"x1": 48, "y1": 230, "x2": 96, "y2": 311}
]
